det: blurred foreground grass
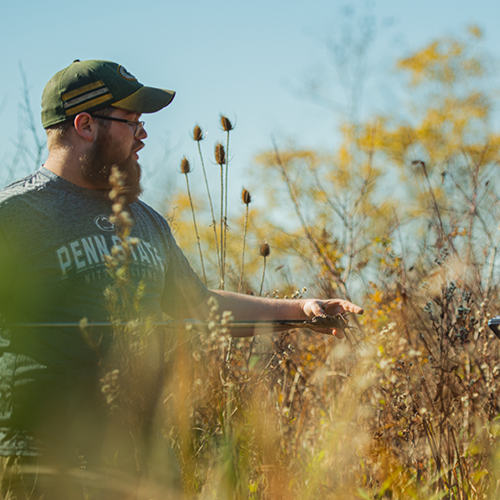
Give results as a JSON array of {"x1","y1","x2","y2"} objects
[{"x1": 162, "y1": 280, "x2": 500, "y2": 500}]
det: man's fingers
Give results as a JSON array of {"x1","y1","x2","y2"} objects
[
  {"x1": 340, "y1": 300, "x2": 363, "y2": 315},
  {"x1": 310, "y1": 301, "x2": 325, "y2": 317},
  {"x1": 332, "y1": 328, "x2": 345, "y2": 339},
  {"x1": 331, "y1": 300, "x2": 363, "y2": 316},
  {"x1": 351, "y1": 304, "x2": 364, "y2": 314}
]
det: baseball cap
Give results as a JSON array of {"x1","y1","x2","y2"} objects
[{"x1": 41, "y1": 59, "x2": 176, "y2": 128}]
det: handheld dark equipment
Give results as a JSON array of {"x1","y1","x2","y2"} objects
[{"x1": 488, "y1": 316, "x2": 500, "y2": 339}]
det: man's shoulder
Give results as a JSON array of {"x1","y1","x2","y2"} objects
[
  {"x1": 0, "y1": 169, "x2": 51, "y2": 207},
  {"x1": 133, "y1": 200, "x2": 170, "y2": 227},
  {"x1": 130, "y1": 199, "x2": 175, "y2": 245}
]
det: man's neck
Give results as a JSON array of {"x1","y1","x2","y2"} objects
[{"x1": 44, "y1": 148, "x2": 98, "y2": 189}]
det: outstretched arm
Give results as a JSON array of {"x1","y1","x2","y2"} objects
[{"x1": 195, "y1": 290, "x2": 363, "y2": 338}]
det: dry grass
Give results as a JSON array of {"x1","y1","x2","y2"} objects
[{"x1": 159, "y1": 276, "x2": 500, "y2": 499}]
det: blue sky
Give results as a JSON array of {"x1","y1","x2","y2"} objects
[{"x1": 1, "y1": 0, "x2": 500, "y2": 208}]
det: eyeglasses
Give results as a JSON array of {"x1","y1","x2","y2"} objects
[{"x1": 91, "y1": 115, "x2": 145, "y2": 138}]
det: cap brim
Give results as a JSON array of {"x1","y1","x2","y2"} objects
[{"x1": 112, "y1": 86, "x2": 175, "y2": 113}]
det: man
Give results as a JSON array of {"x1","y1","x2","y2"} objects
[{"x1": 0, "y1": 60, "x2": 362, "y2": 499}]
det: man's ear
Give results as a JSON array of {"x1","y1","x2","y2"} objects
[{"x1": 73, "y1": 113, "x2": 96, "y2": 142}]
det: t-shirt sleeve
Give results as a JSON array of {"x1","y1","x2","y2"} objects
[
  {"x1": 0, "y1": 227, "x2": 18, "y2": 315},
  {"x1": 160, "y1": 228, "x2": 208, "y2": 318},
  {"x1": 0, "y1": 226, "x2": 19, "y2": 352}
]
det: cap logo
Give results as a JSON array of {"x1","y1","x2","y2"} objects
[{"x1": 117, "y1": 65, "x2": 137, "y2": 81}]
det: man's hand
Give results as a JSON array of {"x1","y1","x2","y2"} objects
[{"x1": 302, "y1": 299, "x2": 363, "y2": 338}]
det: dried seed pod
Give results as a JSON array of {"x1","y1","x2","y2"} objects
[
  {"x1": 242, "y1": 188, "x2": 251, "y2": 204},
  {"x1": 193, "y1": 125, "x2": 203, "y2": 141},
  {"x1": 112, "y1": 203, "x2": 123, "y2": 214},
  {"x1": 260, "y1": 242, "x2": 270, "y2": 257},
  {"x1": 221, "y1": 116, "x2": 233, "y2": 132},
  {"x1": 215, "y1": 142, "x2": 225, "y2": 165},
  {"x1": 411, "y1": 160, "x2": 426, "y2": 168},
  {"x1": 181, "y1": 157, "x2": 191, "y2": 174}
]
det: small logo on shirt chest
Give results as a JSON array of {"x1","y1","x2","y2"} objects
[{"x1": 94, "y1": 215, "x2": 116, "y2": 232}]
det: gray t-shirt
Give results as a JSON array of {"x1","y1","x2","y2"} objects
[{"x1": 0, "y1": 167, "x2": 208, "y2": 456}]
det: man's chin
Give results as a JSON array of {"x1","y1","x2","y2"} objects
[{"x1": 80, "y1": 141, "x2": 143, "y2": 203}]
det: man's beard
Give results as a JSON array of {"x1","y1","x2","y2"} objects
[{"x1": 80, "y1": 130, "x2": 143, "y2": 204}]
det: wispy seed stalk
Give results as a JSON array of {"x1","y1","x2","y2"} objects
[
  {"x1": 259, "y1": 256, "x2": 267, "y2": 297},
  {"x1": 219, "y1": 117, "x2": 233, "y2": 291},
  {"x1": 223, "y1": 130, "x2": 230, "y2": 289},
  {"x1": 219, "y1": 163, "x2": 225, "y2": 289},
  {"x1": 183, "y1": 171, "x2": 207, "y2": 285},
  {"x1": 238, "y1": 189, "x2": 251, "y2": 293},
  {"x1": 215, "y1": 142, "x2": 226, "y2": 289},
  {"x1": 238, "y1": 203, "x2": 250, "y2": 293},
  {"x1": 196, "y1": 139, "x2": 220, "y2": 273}
]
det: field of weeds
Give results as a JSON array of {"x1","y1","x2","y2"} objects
[
  {"x1": 157, "y1": 30, "x2": 500, "y2": 499},
  {"x1": 161, "y1": 275, "x2": 500, "y2": 499}
]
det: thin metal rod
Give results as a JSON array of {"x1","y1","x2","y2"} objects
[
  {"x1": 1, "y1": 315, "x2": 354, "y2": 331},
  {"x1": 1, "y1": 320, "x2": 321, "y2": 329}
]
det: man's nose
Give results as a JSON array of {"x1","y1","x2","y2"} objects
[{"x1": 137, "y1": 126, "x2": 147, "y2": 140}]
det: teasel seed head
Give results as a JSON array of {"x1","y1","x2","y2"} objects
[
  {"x1": 260, "y1": 242, "x2": 270, "y2": 257},
  {"x1": 221, "y1": 116, "x2": 233, "y2": 132},
  {"x1": 193, "y1": 125, "x2": 203, "y2": 141},
  {"x1": 180, "y1": 157, "x2": 191, "y2": 174},
  {"x1": 242, "y1": 188, "x2": 251, "y2": 204},
  {"x1": 215, "y1": 142, "x2": 226, "y2": 165}
]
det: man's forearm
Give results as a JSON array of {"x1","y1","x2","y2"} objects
[
  {"x1": 205, "y1": 290, "x2": 308, "y2": 337},
  {"x1": 210, "y1": 290, "x2": 307, "y2": 320}
]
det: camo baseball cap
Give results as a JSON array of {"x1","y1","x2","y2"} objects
[{"x1": 41, "y1": 59, "x2": 176, "y2": 128}]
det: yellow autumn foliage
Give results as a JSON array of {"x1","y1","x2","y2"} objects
[{"x1": 397, "y1": 28, "x2": 486, "y2": 87}]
